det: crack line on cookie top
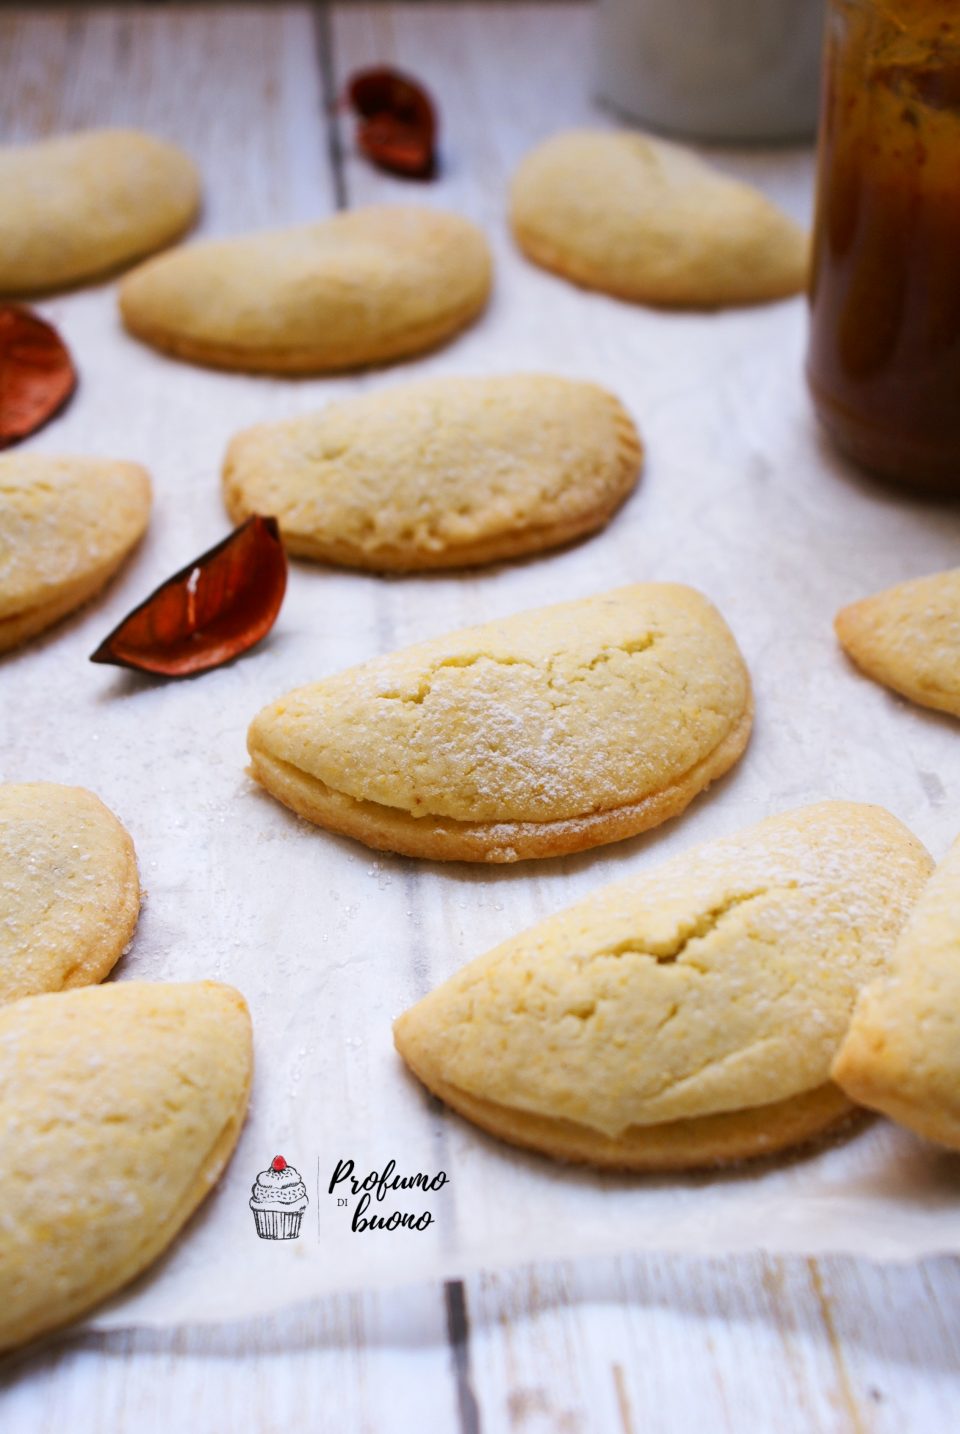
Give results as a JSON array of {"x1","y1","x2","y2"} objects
[
  {"x1": 375, "y1": 635, "x2": 662, "y2": 707},
  {"x1": 377, "y1": 651, "x2": 538, "y2": 705},
  {"x1": 585, "y1": 885, "x2": 798, "y2": 966}
]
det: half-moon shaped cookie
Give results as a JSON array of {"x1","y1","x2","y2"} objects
[
  {"x1": 833, "y1": 832, "x2": 960, "y2": 1150},
  {"x1": 222, "y1": 374, "x2": 643, "y2": 570},
  {"x1": 0, "y1": 129, "x2": 199, "y2": 294},
  {"x1": 395, "y1": 802, "x2": 932, "y2": 1168},
  {"x1": 0, "y1": 981, "x2": 252, "y2": 1351},
  {"x1": 247, "y1": 584, "x2": 753, "y2": 862},
  {"x1": 0, "y1": 783, "x2": 140, "y2": 1005},
  {"x1": 835, "y1": 569, "x2": 960, "y2": 717},
  {"x1": 119, "y1": 206, "x2": 492, "y2": 373},
  {"x1": 510, "y1": 129, "x2": 807, "y2": 307},
  {"x1": 0, "y1": 453, "x2": 152, "y2": 653}
]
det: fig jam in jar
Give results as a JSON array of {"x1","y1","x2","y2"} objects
[{"x1": 807, "y1": 1, "x2": 960, "y2": 491}]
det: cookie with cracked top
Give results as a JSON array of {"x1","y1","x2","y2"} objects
[
  {"x1": 247, "y1": 584, "x2": 752, "y2": 862},
  {"x1": 394, "y1": 803, "x2": 932, "y2": 1168}
]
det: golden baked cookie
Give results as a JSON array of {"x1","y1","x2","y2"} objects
[
  {"x1": 395, "y1": 802, "x2": 933, "y2": 1169},
  {"x1": 0, "y1": 453, "x2": 151, "y2": 653},
  {"x1": 0, "y1": 129, "x2": 199, "y2": 294},
  {"x1": 119, "y1": 206, "x2": 492, "y2": 373},
  {"x1": 0, "y1": 783, "x2": 140, "y2": 1005},
  {"x1": 835, "y1": 569, "x2": 960, "y2": 717},
  {"x1": 0, "y1": 981, "x2": 252, "y2": 1352},
  {"x1": 222, "y1": 374, "x2": 643, "y2": 570},
  {"x1": 833, "y1": 834, "x2": 960, "y2": 1149},
  {"x1": 247, "y1": 584, "x2": 753, "y2": 862},
  {"x1": 510, "y1": 129, "x2": 807, "y2": 307}
]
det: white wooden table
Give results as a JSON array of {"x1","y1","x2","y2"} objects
[{"x1": 1, "y1": 5, "x2": 959, "y2": 1430}]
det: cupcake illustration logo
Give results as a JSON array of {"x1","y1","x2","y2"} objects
[{"x1": 249, "y1": 1155, "x2": 309, "y2": 1240}]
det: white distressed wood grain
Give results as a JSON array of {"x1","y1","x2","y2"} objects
[
  {"x1": 2, "y1": 5, "x2": 960, "y2": 1433},
  {"x1": 1, "y1": 1283, "x2": 466, "y2": 1434},
  {"x1": 0, "y1": 2, "x2": 335, "y2": 228},
  {"x1": 4, "y1": 1254, "x2": 960, "y2": 1431}
]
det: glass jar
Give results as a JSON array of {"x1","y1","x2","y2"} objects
[{"x1": 807, "y1": 0, "x2": 960, "y2": 491}]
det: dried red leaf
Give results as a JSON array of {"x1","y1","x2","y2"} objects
[
  {"x1": 0, "y1": 305, "x2": 77, "y2": 448},
  {"x1": 90, "y1": 515, "x2": 287, "y2": 678},
  {"x1": 346, "y1": 67, "x2": 438, "y2": 179}
]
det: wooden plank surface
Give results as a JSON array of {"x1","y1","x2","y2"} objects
[
  {"x1": 1, "y1": 5, "x2": 959, "y2": 1431},
  {"x1": 0, "y1": 3, "x2": 335, "y2": 227},
  {"x1": 3, "y1": 1252, "x2": 960, "y2": 1431}
]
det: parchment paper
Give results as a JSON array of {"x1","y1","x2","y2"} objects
[{"x1": 5, "y1": 190, "x2": 960, "y2": 1333}]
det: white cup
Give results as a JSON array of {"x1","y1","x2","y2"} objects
[{"x1": 595, "y1": 0, "x2": 825, "y2": 142}]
